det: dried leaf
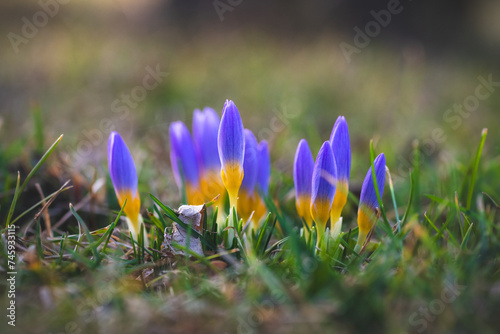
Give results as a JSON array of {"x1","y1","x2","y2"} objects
[{"x1": 162, "y1": 204, "x2": 206, "y2": 257}]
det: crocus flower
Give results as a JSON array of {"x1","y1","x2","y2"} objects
[
  {"x1": 108, "y1": 132, "x2": 146, "y2": 244},
  {"x1": 239, "y1": 129, "x2": 259, "y2": 222},
  {"x1": 310, "y1": 141, "x2": 337, "y2": 248},
  {"x1": 218, "y1": 100, "x2": 245, "y2": 210},
  {"x1": 256, "y1": 140, "x2": 271, "y2": 197},
  {"x1": 293, "y1": 139, "x2": 314, "y2": 231},
  {"x1": 192, "y1": 107, "x2": 225, "y2": 200},
  {"x1": 356, "y1": 153, "x2": 386, "y2": 250},
  {"x1": 254, "y1": 140, "x2": 271, "y2": 224},
  {"x1": 169, "y1": 121, "x2": 204, "y2": 204},
  {"x1": 329, "y1": 116, "x2": 351, "y2": 236}
]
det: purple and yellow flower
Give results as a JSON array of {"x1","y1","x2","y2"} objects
[
  {"x1": 311, "y1": 141, "x2": 337, "y2": 247},
  {"x1": 356, "y1": 153, "x2": 386, "y2": 249},
  {"x1": 239, "y1": 129, "x2": 259, "y2": 222},
  {"x1": 108, "y1": 131, "x2": 145, "y2": 243},
  {"x1": 192, "y1": 107, "x2": 225, "y2": 200},
  {"x1": 293, "y1": 139, "x2": 314, "y2": 231},
  {"x1": 254, "y1": 140, "x2": 271, "y2": 223},
  {"x1": 329, "y1": 116, "x2": 351, "y2": 234},
  {"x1": 218, "y1": 100, "x2": 245, "y2": 210},
  {"x1": 169, "y1": 121, "x2": 204, "y2": 204}
]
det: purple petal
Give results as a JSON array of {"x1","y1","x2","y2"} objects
[
  {"x1": 218, "y1": 100, "x2": 245, "y2": 171},
  {"x1": 311, "y1": 141, "x2": 337, "y2": 205},
  {"x1": 169, "y1": 121, "x2": 200, "y2": 187},
  {"x1": 359, "y1": 153, "x2": 386, "y2": 209},
  {"x1": 241, "y1": 129, "x2": 258, "y2": 192},
  {"x1": 108, "y1": 131, "x2": 138, "y2": 194},
  {"x1": 329, "y1": 116, "x2": 351, "y2": 183},
  {"x1": 193, "y1": 107, "x2": 221, "y2": 172},
  {"x1": 293, "y1": 139, "x2": 314, "y2": 198},
  {"x1": 256, "y1": 140, "x2": 271, "y2": 195}
]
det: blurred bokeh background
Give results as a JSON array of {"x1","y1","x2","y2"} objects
[
  {"x1": 1, "y1": 0, "x2": 499, "y2": 211},
  {"x1": 3, "y1": 3, "x2": 500, "y2": 333}
]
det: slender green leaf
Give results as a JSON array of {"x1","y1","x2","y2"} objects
[{"x1": 6, "y1": 134, "x2": 63, "y2": 227}]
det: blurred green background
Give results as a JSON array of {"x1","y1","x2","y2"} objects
[
  {"x1": 0, "y1": 0, "x2": 499, "y2": 206},
  {"x1": 1, "y1": 2, "x2": 500, "y2": 334}
]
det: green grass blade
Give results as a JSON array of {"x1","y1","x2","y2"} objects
[
  {"x1": 35, "y1": 218, "x2": 44, "y2": 259},
  {"x1": 412, "y1": 140, "x2": 421, "y2": 214},
  {"x1": 146, "y1": 210, "x2": 165, "y2": 231},
  {"x1": 69, "y1": 203, "x2": 99, "y2": 261},
  {"x1": 482, "y1": 192, "x2": 500, "y2": 209},
  {"x1": 97, "y1": 200, "x2": 125, "y2": 253},
  {"x1": 6, "y1": 134, "x2": 63, "y2": 227},
  {"x1": 400, "y1": 168, "x2": 415, "y2": 231},
  {"x1": 386, "y1": 167, "x2": 400, "y2": 227},
  {"x1": 460, "y1": 222, "x2": 474, "y2": 250},
  {"x1": 5, "y1": 172, "x2": 20, "y2": 228},
  {"x1": 255, "y1": 213, "x2": 272, "y2": 255},
  {"x1": 211, "y1": 207, "x2": 219, "y2": 245},
  {"x1": 466, "y1": 128, "x2": 487, "y2": 210},
  {"x1": 11, "y1": 183, "x2": 72, "y2": 225},
  {"x1": 455, "y1": 192, "x2": 465, "y2": 239}
]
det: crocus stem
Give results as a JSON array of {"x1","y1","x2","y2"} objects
[
  {"x1": 331, "y1": 217, "x2": 342, "y2": 240},
  {"x1": 225, "y1": 205, "x2": 237, "y2": 248},
  {"x1": 354, "y1": 229, "x2": 368, "y2": 253},
  {"x1": 303, "y1": 225, "x2": 310, "y2": 242},
  {"x1": 126, "y1": 215, "x2": 149, "y2": 247},
  {"x1": 229, "y1": 193, "x2": 238, "y2": 213},
  {"x1": 315, "y1": 222, "x2": 326, "y2": 254}
]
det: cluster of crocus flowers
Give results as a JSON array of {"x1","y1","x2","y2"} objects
[
  {"x1": 107, "y1": 131, "x2": 147, "y2": 245},
  {"x1": 169, "y1": 108, "x2": 225, "y2": 204},
  {"x1": 293, "y1": 116, "x2": 386, "y2": 251},
  {"x1": 168, "y1": 100, "x2": 271, "y2": 228}
]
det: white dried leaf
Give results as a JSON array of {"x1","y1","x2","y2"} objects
[{"x1": 162, "y1": 204, "x2": 206, "y2": 257}]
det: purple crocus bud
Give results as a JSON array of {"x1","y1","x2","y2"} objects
[
  {"x1": 169, "y1": 121, "x2": 202, "y2": 204},
  {"x1": 256, "y1": 140, "x2": 271, "y2": 196},
  {"x1": 293, "y1": 139, "x2": 314, "y2": 230},
  {"x1": 357, "y1": 153, "x2": 386, "y2": 248},
  {"x1": 311, "y1": 141, "x2": 337, "y2": 231},
  {"x1": 108, "y1": 131, "x2": 144, "y2": 242},
  {"x1": 217, "y1": 100, "x2": 245, "y2": 209},
  {"x1": 330, "y1": 116, "x2": 351, "y2": 227}
]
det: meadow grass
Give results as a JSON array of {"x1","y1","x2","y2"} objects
[
  {"x1": 0, "y1": 114, "x2": 499, "y2": 334},
  {"x1": 0, "y1": 27, "x2": 499, "y2": 333}
]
